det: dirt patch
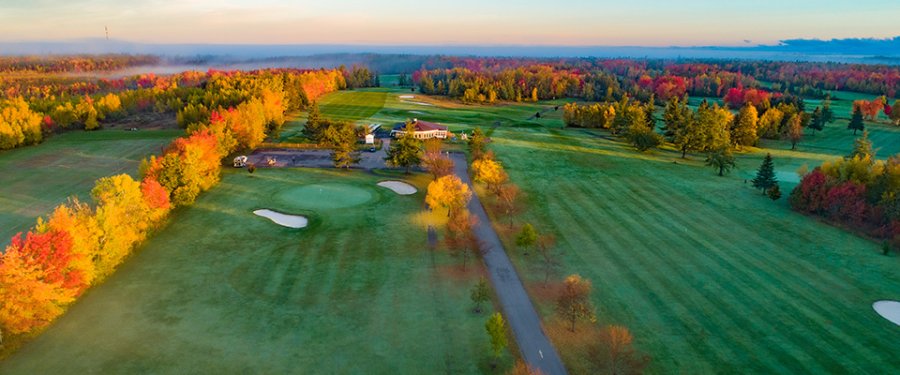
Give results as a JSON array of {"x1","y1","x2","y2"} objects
[{"x1": 105, "y1": 112, "x2": 177, "y2": 130}]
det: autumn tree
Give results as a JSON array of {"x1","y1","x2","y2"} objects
[
  {"x1": 0, "y1": 245, "x2": 75, "y2": 334},
  {"x1": 626, "y1": 117, "x2": 663, "y2": 152},
  {"x1": 890, "y1": 100, "x2": 900, "y2": 126},
  {"x1": 421, "y1": 138, "x2": 453, "y2": 179},
  {"x1": 588, "y1": 325, "x2": 650, "y2": 375},
  {"x1": 731, "y1": 103, "x2": 758, "y2": 148},
  {"x1": 757, "y1": 107, "x2": 785, "y2": 139},
  {"x1": 557, "y1": 274, "x2": 596, "y2": 332},
  {"x1": 768, "y1": 184, "x2": 782, "y2": 200},
  {"x1": 536, "y1": 235, "x2": 560, "y2": 284},
  {"x1": 674, "y1": 114, "x2": 702, "y2": 158},
  {"x1": 848, "y1": 106, "x2": 865, "y2": 135},
  {"x1": 485, "y1": 312, "x2": 509, "y2": 368},
  {"x1": 445, "y1": 208, "x2": 479, "y2": 270},
  {"x1": 472, "y1": 157, "x2": 508, "y2": 194},
  {"x1": 752, "y1": 153, "x2": 778, "y2": 193},
  {"x1": 846, "y1": 130, "x2": 874, "y2": 161},
  {"x1": 90, "y1": 174, "x2": 152, "y2": 279},
  {"x1": 493, "y1": 183, "x2": 519, "y2": 226},
  {"x1": 386, "y1": 121, "x2": 423, "y2": 174},
  {"x1": 468, "y1": 127, "x2": 488, "y2": 160},
  {"x1": 516, "y1": 223, "x2": 538, "y2": 256},
  {"x1": 705, "y1": 147, "x2": 735, "y2": 176},
  {"x1": 426, "y1": 175, "x2": 472, "y2": 217},
  {"x1": 470, "y1": 277, "x2": 491, "y2": 314},
  {"x1": 784, "y1": 114, "x2": 803, "y2": 150},
  {"x1": 662, "y1": 95, "x2": 690, "y2": 141}
]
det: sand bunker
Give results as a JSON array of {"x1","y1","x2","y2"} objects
[
  {"x1": 377, "y1": 181, "x2": 417, "y2": 195},
  {"x1": 873, "y1": 300, "x2": 900, "y2": 326},
  {"x1": 406, "y1": 101, "x2": 434, "y2": 106},
  {"x1": 253, "y1": 209, "x2": 308, "y2": 228},
  {"x1": 399, "y1": 95, "x2": 415, "y2": 99}
]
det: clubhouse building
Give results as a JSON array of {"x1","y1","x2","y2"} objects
[{"x1": 391, "y1": 118, "x2": 448, "y2": 139}]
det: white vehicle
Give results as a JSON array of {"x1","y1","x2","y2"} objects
[{"x1": 233, "y1": 155, "x2": 248, "y2": 168}]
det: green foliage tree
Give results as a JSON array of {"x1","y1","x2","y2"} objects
[
  {"x1": 468, "y1": 127, "x2": 488, "y2": 160},
  {"x1": 822, "y1": 96, "x2": 835, "y2": 124},
  {"x1": 848, "y1": 106, "x2": 865, "y2": 135},
  {"x1": 303, "y1": 101, "x2": 323, "y2": 142},
  {"x1": 706, "y1": 147, "x2": 736, "y2": 176},
  {"x1": 732, "y1": 103, "x2": 759, "y2": 148},
  {"x1": 662, "y1": 95, "x2": 690, "y2": 141},
  {"x1": 752, "y1": 153, "x2": 778, "y2": 193},
  {"x1": 470, "y1": 278, "x2": 491, "y2": 314},
  {"x1": 324, "y1": 122, "x2": 360, "y2": 169},
  {"x1": 516, "y1": 223, "x2": 538, "y2": 255},
  {"x1": 385, "y1": 121, "x2": 423, "y2": 174},
  {"x1": 809, "y1": 106, "x2": 825, "y2": 134},
  {"x1": 674, "y1": 114, "x2": 702, "y2": 158},
  {"x1": 485, "y1": 313, "x2": 508, "y2": 366}
]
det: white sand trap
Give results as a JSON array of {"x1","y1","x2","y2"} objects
[
  {"x1": 409, "y1": 110, "x2": 425, "y2": 114},
  {"x1": 253, "y1": 209, "x2": 308, "y2": 228},
  {"x1": 377, "y1": 181, "x2": 417, "y2": 195},
  {"x1": 873, "y1": 300, "x2": 900, "y2": 326},
  {"x1": 407, "y1": 101, "x2": 434, "y2": 106},
  {"x1": 399, "y1": 95, "x2": 415, "y2": 99}
]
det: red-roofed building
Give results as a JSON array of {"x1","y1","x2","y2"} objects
[{"x1": 391, "y1": 118, "x2": 448, "y2": 139}]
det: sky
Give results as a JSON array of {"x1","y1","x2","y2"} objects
[{"x1": 0, "y1": 0, "x2": 898, "y2": 46}]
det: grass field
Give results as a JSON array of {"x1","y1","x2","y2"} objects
[
  {"x1": 0, "y1": 129, "x2": 180, "y2": 246},
  {"x1": 281, "y1": 85, "x2": 900, "y2": 373},
  {"x1": 5, "y1": 83, "x2": 898, "y2": 373},
  {"x1": 0, "y1": 168, "x2": 503, "y2": 373}
]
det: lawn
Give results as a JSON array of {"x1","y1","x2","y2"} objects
[
  {"x1": 484, "y1": 125, "x2": 900, "y2": 373},
  {"x1": 0, "y1": 129, "x2": 180, "y2": 246},
  {"x1": 295, "y1": 85, "x2": 900, "y2": 373},
  {"x1": 0, "y1": 168, "x2": 499, "y2": 374}
]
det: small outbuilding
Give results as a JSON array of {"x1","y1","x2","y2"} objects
[{"x1": 365, "y1": 134, "x2": 375, "y2": 144}]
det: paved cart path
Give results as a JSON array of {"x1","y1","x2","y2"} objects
[{"x1": 450, "y1": 153, "x2": 567, "y2": 375}]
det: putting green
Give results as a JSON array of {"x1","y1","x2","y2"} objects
[{"x1": 277, "y1": 183, "x2": 374, "y2": 210}]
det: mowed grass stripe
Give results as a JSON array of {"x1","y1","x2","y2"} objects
[
  {"x1": 548, "y1": 180, "x2": 743, "y2": 369},
  {"x1": 568, "y1": 130, "x2": 892, "y2": 367},
  {"x1": 612, "y1": 169, "x2": 890, "y2": 370},
  {"x1": 557, "y1": 179, "x2": 789, "y2": 373},
  {"x1": 599, "y1": 175, "x2": 839, "y2": 373}
]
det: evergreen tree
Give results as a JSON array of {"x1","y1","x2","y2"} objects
[
  {"x1": 304, "y1": 101, "x2": 323, "y2": 142},
  {"x1": 846, "y1": 130, "x2": 874, "y2": 161},
  {"x1": 732, "y1": 103, "x2": 759, "y2": 148},
  {"x1": 385, "y1": 121, "x2": 423, "y2": 174},
  {"x1": 848, "y1": 106, "x2": 865, "y2": 135},
  {"x1": 470, "y1": 278, "x2": 491, "y2": 314},
  {"x1": 809, "y1": 106, "x2": 825, "y2": 134},
  {"x1": 325, "y1": 122, "x2": 360, "y2": 169},
  {"x1": 751, "y1": 153, "x2": 778, "y2": 193}
]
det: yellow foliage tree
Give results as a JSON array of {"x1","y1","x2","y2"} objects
[
  {"x1": 472, "y1": 157, "x2": 508, "y2": 194},
  {"x1": 91, "y1": 174, "x2": 152, "y2": 279},
  {"x1": 426, "y1": 175, "x2": 472, "y2": 216},
  {"x1": 0, "y1": 247, "x2": 75, "y2": 334}
]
